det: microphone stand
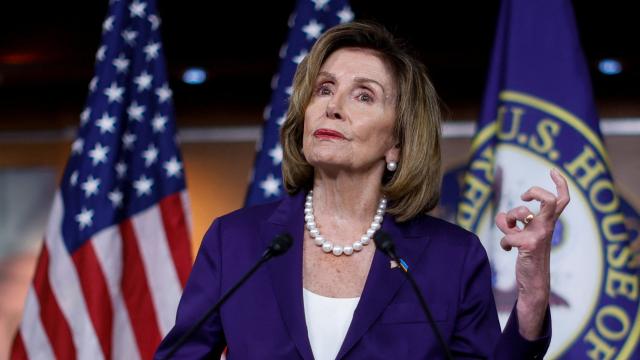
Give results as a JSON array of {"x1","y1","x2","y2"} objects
[
  {"x1": 160, "y1": 235, "x2": 292, "y2": 359},
  {"x1": 397, "y1": 264, "x2": 453, "y2": 360},
  {"x1": 374, "y1": 232, "x2": 453, "y2": 360}
]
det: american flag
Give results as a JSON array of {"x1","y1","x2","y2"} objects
[
  {"x1": 245, "y1": 0, "x2": 354, "y2": 206},
  {"x1": 10, "y1": 0, "x2": 192, "y2": 359}
]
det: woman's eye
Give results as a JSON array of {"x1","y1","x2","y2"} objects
[
  {"x1": 357, "y1": 93, "x2": 373, "y2": 103},
  {"x1": 317, "y1": 85, "x2": 332, "y2": 95}
]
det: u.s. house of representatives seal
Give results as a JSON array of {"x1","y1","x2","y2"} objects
[{"x1": 456, "y1": 90, "x2": 640, "y2": 359}]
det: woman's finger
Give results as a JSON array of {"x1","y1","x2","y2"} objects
[
  {"x1": 550, "y1": 168, "x2": 570, "y2": 216},
  {"x1": 505, "y1": 205, "x2": 534, "y2": 227},
  {"x1": 521, "y1": 186, "x2": 557, "y2": 220},
  {"x1": 500, "y1": 234, "x2": 525, "y2": 251},
  {"x1": 495, "y1": 212, "x2": 521, "y2": 235}
]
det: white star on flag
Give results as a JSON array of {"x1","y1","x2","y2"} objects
[
  {"x1": 268, "y1": 144, "x2": 283, "y2": 165},
  {"x1": 127, "y1": 101, "x2": 146, "y2": 122},
  {"x1": 71, "y1": 138, "x2": 84, "y2": 155},
  {"x1": 163, "y1": 156, "x2": 183, "y2": 178},
  {"x1": 75, "y1": 207, "x2": 94, "y2": 230},
  {"x1": 89, "y1": 77, "x2": 98, "y2": 92},
  {"x1": 108, "y1": 188, "x2": 124, "y2": 208},
  {"x1": 129, "y1": 0, "x2": 147, "y2": 18},
  {"x1": 337, "y1": 6, "x2": 354, "y2": 24},
  {"x1": 70, "y1": 170, "x2": 79, "y2": 186},
  {"x1": 115, "y1": 161, "x2": 127, "y2": 179},
  {"x1": 143, "y1": 41, "x2": 160, "y2": 61},
  {"x1": 148, "y1": 14, "x2": 160, "y2": 30},
  {"x1": 96, "y1": 112, "x2": 116, "y2": 134},
  {"x1": 155, "y1": 83, "x2": 172, "y2": 103},
  {"x1": 113, "y1": 53, "x2": 130, "y2": 73},
  {"x1": 121, "y1": 29, "x2": 138, "y2": 46},
  {"x1": 152, "y1": 114, "x2": 167, "y2": 133},
  {"x1": 312, "y1": 0, "x2": 330, "y2": 10},
  {"x1": 81, "y1": 175, "x2": 101, "y2": 198},
  {"x1": 122, "y1": 132, "x2": 137, "y2": 150},
  {"x1": 88, "y1": 142, "x2": 110, "y2": 166},
  {"x1": 293, "y1": 50, "x2": 308, "y2": 64},
  {"x1": 102, "y1": 15, "x2": 114, "y2": 33},
  {"x1": 271, "y1": 74, "x2": 279, "y2": 90},
  {"x1": 96, "y1": 45, "x2": 107, "y2": 62},
  {"x1": 277, "y1": 115, "x2": 286, "y2": 127},
  {"x1": 104, "y1": 82, "x2": 124, "y2": 103},
  {"x1": 302, "y1": 19, "x2": 324, "y2": 40},
  {"x1": 133, "y1": 175, "x2": 154, "y2": 196},
  {"x1": 260, "y1": 173, "x2": 281, "y2": 198},
  {"x1": 80, "y1": 106, "x2": 91, "y2": 126},
  {"x1": 142, "y1": 144, "x2": 159, "y2": 167},
  {"x1": 134, "y1": 71, "x2": 153, "y2": 92},
  {"x1": 285, "y1": 86, "x2": 293, "y2": 96}
]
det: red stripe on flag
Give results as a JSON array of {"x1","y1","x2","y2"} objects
[
  {"x1": 120, "y1": 220, "x2": 162, "y2": 359},
  {"x1": 9, "y1": 332, "x2": 28, "y2": 360},
  {"x1": 159, "y1": 193, "x2": 192, "y2": 287},
  {"x1": 33, "y1": 245, "x2": 76, "y2": 360},
  {"x1": 71, "y1": 241, "x2": 113, "y2": 359}
]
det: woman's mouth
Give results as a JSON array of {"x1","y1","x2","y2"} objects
[{"x1": 313, "y1": 128, "x2": 346, "y2": 140}]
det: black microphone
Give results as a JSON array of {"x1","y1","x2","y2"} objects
[
  {"x1": 373, "y1": 231, "x2": 453, "y2": 360},
  {"x1": 160, "y1": 233, "x2": 293, "y2": 360},
  {"x1": 263, "y1": 233, "x2": 293, "y2": 258}
]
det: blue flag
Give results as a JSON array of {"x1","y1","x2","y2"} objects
[
  {"x1": 456, "y1": 0, "x2": 639, "y2": 358},
  {"x1": 245, "y1": 0, "x2": 353, "y2": 206}
]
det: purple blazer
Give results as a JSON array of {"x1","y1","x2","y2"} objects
[{"x1": 156, "y1": 192, "x2": 551, "y2": 359}]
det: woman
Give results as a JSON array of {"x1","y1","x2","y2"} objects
[{"x1": 156, "y1": 21, "x2": 569, "y2": 359}]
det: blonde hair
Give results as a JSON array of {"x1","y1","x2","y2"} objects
[{"x1": 281, "y1": 21, "x2": 442, "y2": 222}]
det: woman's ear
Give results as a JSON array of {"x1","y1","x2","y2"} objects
[{"x1": 384, "y1": 144, "x2": 400, "y2": 164}]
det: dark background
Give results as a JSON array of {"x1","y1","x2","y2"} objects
[{"x1": 1, "y1": 0, "x2": 638, "y2": 130}]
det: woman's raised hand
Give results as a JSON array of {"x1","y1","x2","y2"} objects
[{"x1": 495, "y1": 168, "x2": 570, "y2": 339}]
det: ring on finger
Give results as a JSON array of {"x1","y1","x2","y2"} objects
[{"x1": 523, "y1": 214, "x2": 534, "y2": 225}]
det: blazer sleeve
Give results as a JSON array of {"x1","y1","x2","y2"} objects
[
  {"x1": 449, "y1": 232, "x2": 551, "y2": 359},
  {"x1": 154, "y1": 219, "x2": 227, "y2": 359},
  {"x1": 495, "y1": 303, "x2": 551, "y2": 359}
]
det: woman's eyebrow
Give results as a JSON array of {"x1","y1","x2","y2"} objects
[
  {"x1": 353, "y1": 77, "x2": 385, "y2": 94},
  {"x1": 317, "y1": 71, "x2": 336, "y2": 81},
  {"x1": 318, "y1": 71, "x2": 385, "y2": 92}
]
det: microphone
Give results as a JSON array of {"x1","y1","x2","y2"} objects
[
  {"x1": 160, "y1": 233, "x2": 293, "y2": 360},
  {"x1": 263, "y1": 233, "x2": 293, "y2": 258},
  {"x1": 373, "y1": 231, "x2": 453, "y2": 360}
]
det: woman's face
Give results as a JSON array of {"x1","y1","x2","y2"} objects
[{"x1": 302, "y1": 47, "x2": 399, "y2": 174}]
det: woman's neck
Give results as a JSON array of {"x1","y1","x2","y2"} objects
[{"x1": 311, "y1": 169, "x2": 384, "y2": 225}]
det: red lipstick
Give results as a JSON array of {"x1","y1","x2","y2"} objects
[{"x1": 313, "y1": 128, "x2": 346, "y2": 140}]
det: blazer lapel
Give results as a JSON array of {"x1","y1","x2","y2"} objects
[
  {"x1": 262, "y1": 192, "x2": 315, "y2": 360},
  {"x1": 336, "y1": 216, "x2": 431, "y2": 359}
]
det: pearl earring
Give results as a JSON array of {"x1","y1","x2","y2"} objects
[{"x1": 386, "y1": 161, "x2": 397, "y2": 171}]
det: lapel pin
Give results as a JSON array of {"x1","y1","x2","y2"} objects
[{"x1": 390, "y1": 259, "x2": 409, "y2": 272}]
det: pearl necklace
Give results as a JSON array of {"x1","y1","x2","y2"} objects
[{"x1": 304, "y1": 190, "x2": 386, "y2": 256}]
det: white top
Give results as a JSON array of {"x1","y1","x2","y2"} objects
[{"x1": 303, "y1": 288, "x2": 360, "y2": 360}]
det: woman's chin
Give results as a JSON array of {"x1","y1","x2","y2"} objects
[
  {"x1": 305, "y1": 150, "x2": 349, "y2": 167},
  {"x1": 308, "y1": 159, "x2": 350, "y2": 172}
]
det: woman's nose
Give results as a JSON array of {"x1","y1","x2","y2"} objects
[{"x1": 325, "y1": 97, "x2": 344, "y2": 120}]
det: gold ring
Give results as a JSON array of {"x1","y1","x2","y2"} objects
[{"x1": 524, "y1": 214, "x2": 534, "y2": 225}]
